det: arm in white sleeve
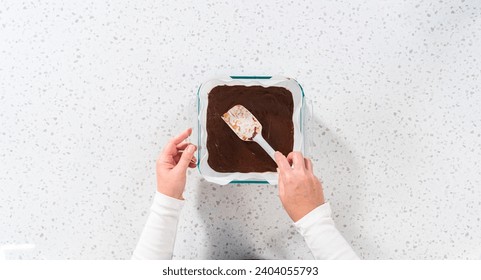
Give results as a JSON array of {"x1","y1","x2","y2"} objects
[
  {"x1": 132, "y1": 192, "x2": 184, "y2": 260},
  {"x1": 294, "y1": 202, "x2": 359, "y2": 260}
]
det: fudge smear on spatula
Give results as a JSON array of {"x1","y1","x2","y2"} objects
[{"x1": 221, "y1": 104, "x2": 276, "y2": 161}]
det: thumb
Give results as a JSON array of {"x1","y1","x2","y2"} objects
[
  {"x1": 175, "y1": 144, "x2": 197, "y2": 171},
  {"x1": 277, "y1": 168, "x2": 285, "y2": 198}
]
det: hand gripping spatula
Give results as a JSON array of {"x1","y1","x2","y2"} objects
[{"x1": 221, "y1": 104, "x2": 276, "y2": 161}]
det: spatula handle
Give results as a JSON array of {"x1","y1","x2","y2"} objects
[{"x1": 253, "y1": 134, "x2": 276, "y2": 162}]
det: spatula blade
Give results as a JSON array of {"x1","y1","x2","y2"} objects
[{"x1": 221, "y1": 105, "x2": 262, "y2": 141}]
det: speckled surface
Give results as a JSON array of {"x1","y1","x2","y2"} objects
[{"x1": 1, "y1": 1, "x2": 481, "y2": 260}]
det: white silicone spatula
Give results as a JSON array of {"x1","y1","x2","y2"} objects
[{"x1": 221, "y1": 104, "x2": 276, "y2": 161}]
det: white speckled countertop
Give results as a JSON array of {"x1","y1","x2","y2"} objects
[{"x1": 1, "y1": 1, "x2": 481, "y2": 260}]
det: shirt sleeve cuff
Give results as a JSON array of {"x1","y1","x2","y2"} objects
[
  {"x1": 151, "y1": 191, "x2": 185, "y2": 213},
  {"x1": 294, "y1": 202, "x2": 332, "y2": 229}
]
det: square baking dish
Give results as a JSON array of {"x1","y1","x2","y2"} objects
[{"x1": 196, "y1": 76, "x2": 304, "y2": 184}]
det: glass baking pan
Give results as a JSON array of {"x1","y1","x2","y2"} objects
[{"x1": 196, "y1": 76, "x2": 304, "y2": 185}]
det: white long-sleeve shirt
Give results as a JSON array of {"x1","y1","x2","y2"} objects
[{"x1": 132, "y1": 192, "x2": 358, "y2": 260}]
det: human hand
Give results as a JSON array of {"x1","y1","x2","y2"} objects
[
  {"x1": 156, "y1": 128, "x2": 197, "y2": 200},
  {"x1": 274, "y1": 151, "x2": 325, "y2": 222}
]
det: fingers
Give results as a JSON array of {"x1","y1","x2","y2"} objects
[
  {"x1": 176, "y1": 142, "x2": 197, "y2": 167},
  {"x1": 274, "y1": 151, "x2": 291, "y2": 172},
  {"x1": 276, "y1": 168, "x2": 285, "y2": 197},
  {"x1": 160, "y1": 128, "x2": 193, "y2": 160},
  {"x1": 176, "y1": 142, "x2": 191, "y2": 151},
  {"x1": 175, "y1": 144, "x2": 197, "y2": 171},
  {"x1": 174, "y1": 153, "x2": 197, "y2": 168},
  {"x1": 305, "y1": 158, "x2": 313, "y2": 172},
  {"x1": 276, "y1": 151, "x2": 310, "y2": 171},
  {"x1": 287, "y1": 151, "x2": 306, "y2": 170},
  {"x1": 171, "y1": 128, "x2": 192, "y2": 145}
]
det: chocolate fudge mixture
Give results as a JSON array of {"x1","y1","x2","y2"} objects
[{"x1": 206, "y1": 85, "x2": 294, "y2": 173}]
